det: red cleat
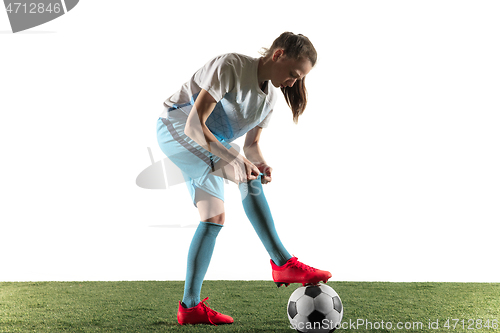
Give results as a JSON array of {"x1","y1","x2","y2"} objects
[
  {"x1": 177, "y1": 297, "x2": 234, "y2": 325},
  {"x1": 271, "y1": 256, "x2": 332, "y2": 287}
]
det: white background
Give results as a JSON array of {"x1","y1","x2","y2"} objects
[{"x1": 1, "y1": 0, "x2": 499, "y2": 283}]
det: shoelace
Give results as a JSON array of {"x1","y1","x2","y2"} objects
[
  {"x1": 291, "y1": 257, "x2": 318, "y2": 272},
  {"x1": 200, "y1": 297, "x2": 218, "y2": 326}
]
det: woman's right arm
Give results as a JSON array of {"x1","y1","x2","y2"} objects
[{"x1": 184, "y1": 89, "x2": 260, "y2": 182}]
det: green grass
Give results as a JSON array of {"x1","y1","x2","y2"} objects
[{"x1": 0, "y1": 281, "x2": 499, "y2": 332}]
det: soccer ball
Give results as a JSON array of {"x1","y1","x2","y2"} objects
[{"x1": 287, "y1": 284, "x2": 343, "y2": 333}]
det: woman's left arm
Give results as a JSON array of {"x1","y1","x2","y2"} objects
[{"x1": 244, "y1": 126, "x2": 273, "y2": 184}]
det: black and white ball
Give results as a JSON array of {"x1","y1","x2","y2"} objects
[{"x1": 287, "y1": 284, "x2": 343, "y2": 333}]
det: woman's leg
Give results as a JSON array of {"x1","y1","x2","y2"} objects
[
  {"x1": 181, "y1": 189, "x2": 224, "y2": 308},
  {"x1": 178, "y1": 188, "x2": 233, "y2": 325},
  {"x1": 195, "y1": 189, "x2": 225, "y2": 224},
  {"x1": 209, "y1": 159, "x2": 331, "y2": 287},
  {"x1": 211, "y1": 159, "x2": 292, "y2": 266},
  {"x1": 239, "y1": 176, "x2": 292, "y2": 266}
]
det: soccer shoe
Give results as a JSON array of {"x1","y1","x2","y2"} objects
[
  {"x1": 177, "y1": 297, "x2": 234, "y2": 325},
  {"x1": 271, "y1": 256, "x2": 332, "y2": 287}
]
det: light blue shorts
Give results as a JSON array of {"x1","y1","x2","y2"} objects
[{"x1": 156, "y1": 115, "x2": 232, "y2": 207}]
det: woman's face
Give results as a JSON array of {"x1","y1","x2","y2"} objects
[{"x1": 270, "y1": 49, "x2": 313, "y2": 88}]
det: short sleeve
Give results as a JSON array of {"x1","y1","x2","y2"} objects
[
  {"x1": 257, "y1": 110, "x2": 273, "y2": 128},
  {"x1": 195, "y1": 55, "x2": 236, "y2": 102}
]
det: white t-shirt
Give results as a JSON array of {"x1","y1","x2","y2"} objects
[{"x1": 160, "y1": 53, "x2": 277, "y2": 142}]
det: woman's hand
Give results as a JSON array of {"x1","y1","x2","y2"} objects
[
  {"x1": 255, "y1": 163, "x2": 273, "y2": 184},
  {"x1": 231, "y1": 155, "x2": 260, "y2": 184}
]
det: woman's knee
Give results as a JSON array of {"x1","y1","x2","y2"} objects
[
  {"x1": 202, "y1": 212, "x2": 225, "y2": 225},
  {"x1": 196, "y1": 188, "x2": 225, "y2": 225}
]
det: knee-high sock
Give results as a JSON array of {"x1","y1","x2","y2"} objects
[
  {"x1": 239, "y1": 176, "x2": 292, "y2": 266},
  {"x1": 182, "y1": 221, "x2": 222, "y2": 308}
]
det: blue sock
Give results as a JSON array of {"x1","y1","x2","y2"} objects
[
  {"x1": 182, "y1": 221, "x2": 222, "y2": 309},
  {"x1": 239, "y1": 175, "x2": 292, "y2": 266}
]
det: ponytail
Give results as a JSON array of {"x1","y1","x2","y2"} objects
[{"x1": 281, "y1": 77, "x2": 307, "y2": 124}]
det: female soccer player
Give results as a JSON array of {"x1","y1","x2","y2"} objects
[{"x1": 156, "y1": 32, "x2": 332, "y2": 326}]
